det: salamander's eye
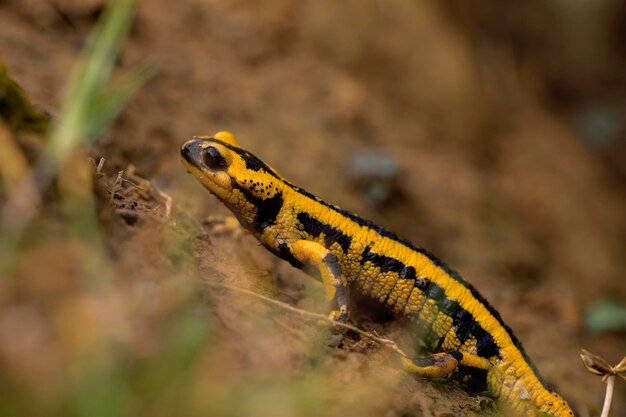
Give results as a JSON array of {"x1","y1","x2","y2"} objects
[{"x1": 203, "y1": 146, "x2": 227, "y2": 170}]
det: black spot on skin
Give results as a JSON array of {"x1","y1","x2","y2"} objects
[
  {"x1": 414, "y1": 278, "x2": 429, "y2": 290},
  {"x1": 453, "y1": 309, "x2": 478, "y2": 343},
  {"x1": 231, "y1": 180, "x2": 283, "y2": 232},
  {"x1": 243, "y1": 153, "x2": 267, "y2": 172},
  {"x1": 255, "y1": 193, "x2": 283, "y2": 230},
  {"x1": 452, "y1": 308, "x2": 500, "y2": 358},
  {"x1": 210, "y1": 138, "x2": 282, "y2": 180},
  {"x1": 360, "y1": 245, "x2": 406, "y2": 274},
  {"x1": 276, "y1": 243, "x2": 304, "y2": 269},
  {"x1": 400, "y1": 265, "x2": 416, "y2": 279},
  {"x1": 296, "y1": 213, "x2": 352, "y2": 253}
]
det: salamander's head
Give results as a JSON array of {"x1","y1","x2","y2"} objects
[{"x1": 180, "y1": 132, "x2": 285, "y2": 228}]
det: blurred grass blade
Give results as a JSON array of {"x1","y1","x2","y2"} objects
[
  {"x1": 87, "y1": 63, "x2": 153, "y2": 140},
  {"x1": 0, "y1": 122, "x2": 32, "y2": 195},
  {"x1": 47, "y1": 0, "x2": 138, "y2": 163},
  {"x1": 0, "y1": 62, "x2": 50, "y2": 134},
  {"x1": 1, "y1": 0, "x2": 151, "y2": 271}
]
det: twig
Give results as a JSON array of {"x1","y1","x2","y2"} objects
[
  {"x1": 110, "y1": 170, "x2": 124, "y2": 203},
  {"x1": 120, "y1": 177, "x2": 143, "y2": 188},
  {"x1": 98, "y1": 161, "x2": 174, "y2": 219},
  {"x1": 125, "y1": 164, "x2": 172, "y2": 218},
  {"x1": 96, "y1": 157, "x2": 105, "y2": 175},
  {"x1": 209, "y1": 281, "x2": 411, "y2": 359}
]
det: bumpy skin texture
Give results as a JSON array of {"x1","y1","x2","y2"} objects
[{"x1": 181, "y1": 132, "x2": 575, "y2": 417}]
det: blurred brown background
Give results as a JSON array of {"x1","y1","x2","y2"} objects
[{"x1": 0, "y1": 1, "x2": 624, "y2": 416}]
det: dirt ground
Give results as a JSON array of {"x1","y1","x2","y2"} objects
[{"x1": 1, "y1": 1, "x2": 625, "y2": 416}]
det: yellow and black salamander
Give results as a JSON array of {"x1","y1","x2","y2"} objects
[{"x1": 181, "y1": 132, "x2": 575, "y2": 417}]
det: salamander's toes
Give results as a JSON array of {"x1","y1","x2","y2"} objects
[
  {"x1": 203, "y1": 214, "x2": 246, "y2": 239},
  {"x1": 327, "y1": 308, "x2": 348, "y2": 323}
]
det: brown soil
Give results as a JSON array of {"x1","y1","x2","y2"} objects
[{"x1": 1, "y1": 1, "x2": 625, "y2": 416}]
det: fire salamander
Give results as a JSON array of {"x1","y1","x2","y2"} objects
[{"x1": 181, "y1": 132, "x2": 575, "y2": 417}]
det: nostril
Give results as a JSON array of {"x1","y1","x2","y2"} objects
[{"x1": 181, "y1": 141, "x2": 194, "y2": 157}]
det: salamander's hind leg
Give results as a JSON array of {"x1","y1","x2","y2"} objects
[
  {"x1": 401, "y1": 351, "x2": 463, "y2": 378},
  {"x1": 401, "y1": 350, "x2": 491, "y2": 379},
  {"x1": 290, "y1": 240, "x2": 349, "y2": 322}
]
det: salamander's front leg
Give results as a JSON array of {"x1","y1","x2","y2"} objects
[
  {"x1": 290, "y1": 240, "x2": 348, "y2": 322},
  {"x1": 203, "y1": 214, "x2": 246, "y2": 239}
]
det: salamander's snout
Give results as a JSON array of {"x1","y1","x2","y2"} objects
[
  {"x1": 180, "y1": 137, "x2": 235, "y2": 199},
  {"x1": 181, "y1": 137, "x2": 231, "y2": 173},
  {"x1": 180, "y1": 139, "x2": 202, "y2": 165}
]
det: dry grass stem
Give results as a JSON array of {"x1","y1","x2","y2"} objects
[
  {"x1": 601, "y1": 375, "x2": 615, "y2": 417},
  {"x1": 125, "y1": 164, "x2": 172, "y2": 218},
  {"x1": 211, "y1": 281, "x2": 412, "y2": 360},
  {"x1": 97, "y1": 159, "x2": 173, "y2": 219},
  {"x1": 580, "y1": 349, "x2": 626, "y2": 417}
]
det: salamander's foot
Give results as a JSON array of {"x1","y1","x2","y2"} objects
[
  {"x1": 328, "y1": 305, "x2": 349, "y2": 323},
  {"x1": 401, "y1": 351, "x2": 462, "y2": 379},
  {"x1": 203, "y1": 214, "x2": 246, "y2": 239}
]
